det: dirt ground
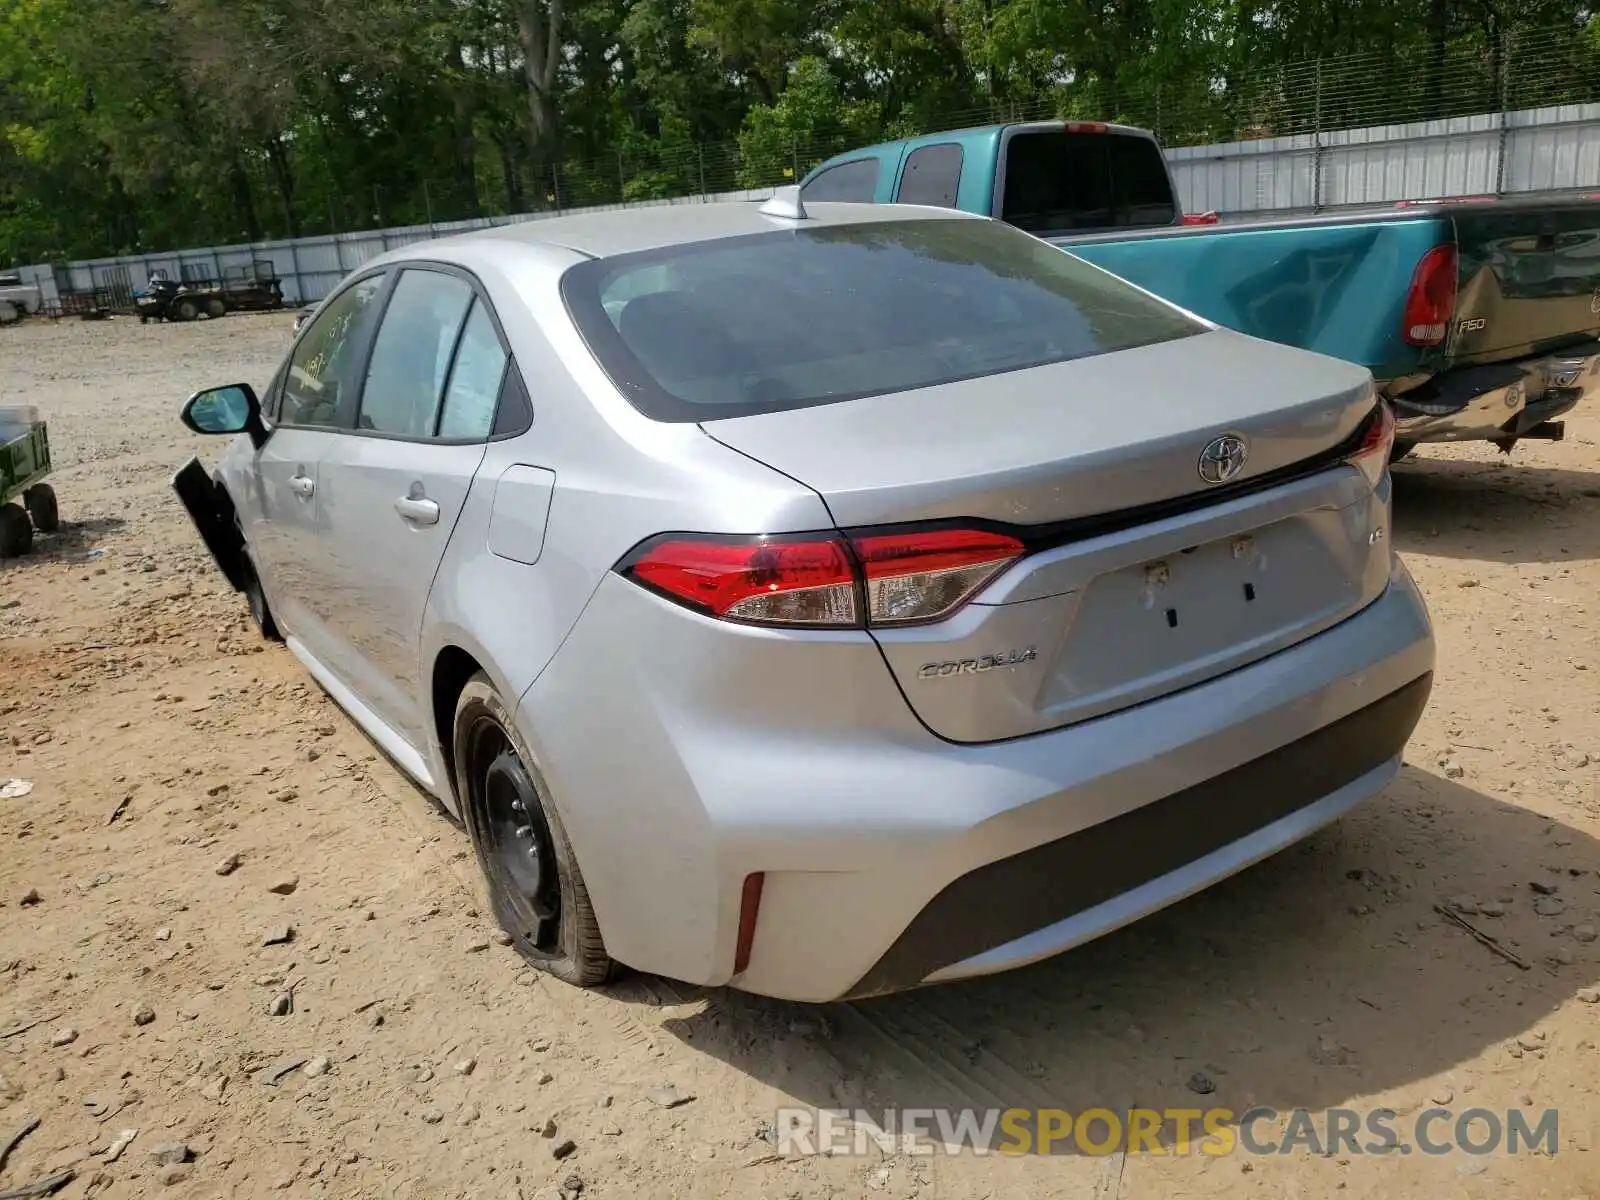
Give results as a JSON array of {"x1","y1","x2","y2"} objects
[{"x1": 1, "y1": 312, "x2": 1598, "y2": 1200}]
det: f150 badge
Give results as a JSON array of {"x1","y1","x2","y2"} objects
[{"x1": 918, "y1": 648, "x2": 1038, "y2": 679}]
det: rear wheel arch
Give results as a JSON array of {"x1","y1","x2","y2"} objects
[{"x1": 432, "y1": 644, "x2": 487, "y2": 802}]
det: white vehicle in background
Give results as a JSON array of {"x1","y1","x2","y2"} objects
[{"x1": 0, "y1": 274, "x2": 43, "y2": 324}]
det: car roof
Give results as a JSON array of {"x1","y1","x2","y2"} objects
[{"x1": 423, "y1": 199, "x2": 986, "y2": 262}]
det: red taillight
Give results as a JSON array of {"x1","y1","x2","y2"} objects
[
  {"x1": 625, "y1": 535, "x2": 858, "y2": 626},
  {"x1": 1064, "y1": 122, "x2": 1107, "y2": 134},
  {"x1": 1346, "y1": 403, "x2": 1395, "y2": 488},
  {"x1": 1401, "y1": 244, "x2": 1458, "y2": 347},
  {"x1": 619, "y1": 527, "x2": 1026, "y2": 629},
  {"x1": 1181, "y1": 211, "x2": 1219, "y2": 225},
  {"x1": 852, "y1": 528, "x2": 1024, "y2": 626}
]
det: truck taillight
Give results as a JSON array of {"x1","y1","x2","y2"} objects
[
  {"x1": 1401, "y1": 244, "x2": 1458, "y2": 347},
  {"x1": 1346, "y1": 403, "x2": 1396, "y2": 489},
  {"x1": 1064, "y1": 122, "x2": 1108, "y2": 134},
  {"x1": 618, "y1": 528, "x2": 1025, "y2": 629},
  {"x1": 1181, "y1": 211, "x2": 1219, "y2": 225}
]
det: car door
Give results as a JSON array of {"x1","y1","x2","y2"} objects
[
  {"x1": 238, "y1": 272, "x2": 387, "y2": 656},
  {"x1": 313, "y1": 265, "x2": 510, "y2": 749}
]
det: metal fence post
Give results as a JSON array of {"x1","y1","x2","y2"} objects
[
  {"x1": 1494, "y1": 31, "x2": 1512, "y2": 196},
  {"x1": 286, "y1": 239, "x2": 304, "y2": 305},
  {"x1": 698, "y1": 145, "x2": 707, "y2": 197},
  {"x1": 1312, "y1": 59, "x2": 1324, "y2": 213},
  {"x1": 791, "y1": 137, "x2": 799, "y2": 182}
]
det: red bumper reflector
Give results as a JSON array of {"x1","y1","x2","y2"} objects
[{"x1": 734, "y1": 872, "x2": 765, "y2": 974}]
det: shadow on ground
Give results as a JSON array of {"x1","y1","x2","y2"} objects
[
  {"x1": 0, "y1": 515, "x2": 126, "y2": 572},
  {"x1": 619, "y1": 769, "x2": 1598, "y2": 1153},
  {"x1": 1392, "y1": 453, "x2": 1600, "y2": 564}
]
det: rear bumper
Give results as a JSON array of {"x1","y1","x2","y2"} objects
[
  {"x1": 850, "y1": 670, "x2": 1428, "y2": 997},
  {"x1": 524, "y1": 556, "x2": 1434, "y2": 1002},
  {"x1": 1390, "y1": 341, "x2": 1600, "y2": 442}
]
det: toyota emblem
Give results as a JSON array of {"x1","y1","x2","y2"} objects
[{"x1": 1197, "y1": 434, "x2": 1249, "y2": 485}]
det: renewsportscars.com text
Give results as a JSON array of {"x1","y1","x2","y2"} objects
[{"x1": 773, "y1": 1106, "x2": 1560, "y2": 1157}]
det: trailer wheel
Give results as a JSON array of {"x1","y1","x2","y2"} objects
[
  {"x1": 174, "y1": 297, "x2": 199, "y2": 322},
  {"x1": 24, "y1": 483, "x2": 58, "y2": 533},
  {"x1": 205, "y1": 296, "x2": 226, "y2": 318},
  {"x1": 0, "y1": 503, "x2": 32, "y2": 558}
]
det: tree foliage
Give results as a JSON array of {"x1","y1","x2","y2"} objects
[{"x1": 0, "y1": 0, "x2": 1593, "y2": 262}]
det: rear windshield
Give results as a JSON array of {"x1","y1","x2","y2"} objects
[
  {"x1": 1000, "y1": 131, "x2": 1177, "y2": 233},
  {"x1": 560, "y1": 217, "x2": 1204, "y2": 422}
]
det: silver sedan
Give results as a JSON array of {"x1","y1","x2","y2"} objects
[{"x1": 172, "y1": 193, "x2": 1435, "y2": 1001}]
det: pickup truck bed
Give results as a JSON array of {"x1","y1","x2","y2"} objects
[{"x1": 800, "y1": 122, "x2": 1600, "y2": 455}]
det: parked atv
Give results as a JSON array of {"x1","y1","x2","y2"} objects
[{"x1": 135, "y1": 271, "x2": 226, "y2": 323}]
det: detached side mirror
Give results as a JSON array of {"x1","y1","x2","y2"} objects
[{"x1": 181, "y1": 383, "x2": 266, "y2": 448}]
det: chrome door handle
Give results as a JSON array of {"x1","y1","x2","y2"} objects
[
  {"x1": 288, "y1": 474, "x2": 315, "y2": 497},
  {"x1": 395, "y1": 496, "x2": 440, "y2": 526}
]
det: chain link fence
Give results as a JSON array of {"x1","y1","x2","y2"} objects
[{"x1": 304, "y1": 24, "x2": 1597, "y2": 238}]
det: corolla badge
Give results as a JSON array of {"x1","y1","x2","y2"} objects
[
  {"x1": 917, "y1": 648, "x2": 1037, "y2": 680},
  {"x1": 1197, "y1": 434, "x2": 1249, "y2": 485}
]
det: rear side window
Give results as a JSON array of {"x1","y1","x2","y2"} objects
[
  {"x1": 1000, "y1": 132, "x2": 1176, "y2": 233},
  {"x1": 898, "y1": 144, "x2": 964, "y2": 208},
  {"x1": 359, "y1": 269, "x2": 474, "y2": 437},
  {"x1": 561, "y1": 217, "x2": 1204, "y2": 422},
  {"x1": 799, "y1": 158, "x2": 880, "y2": 202},
  {"x1": 438, "y1": 301, "x2": 509, "y2": 439}
]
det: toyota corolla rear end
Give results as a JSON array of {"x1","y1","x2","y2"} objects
[{"x1": 521, "y1": 205, "x2": 1435, "y2": 1002}]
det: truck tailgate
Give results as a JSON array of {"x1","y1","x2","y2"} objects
[{"x1": 1451, "y1": 199, "x2": 1600, "y2": 365}]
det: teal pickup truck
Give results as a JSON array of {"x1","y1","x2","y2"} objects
[{"x1": 801, "y1": 121, "x2": 1600, "y2": 459}]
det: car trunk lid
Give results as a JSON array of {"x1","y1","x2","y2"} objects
[{"x1": 702, "y1": 329, "x2": 1374, "y2": 528}]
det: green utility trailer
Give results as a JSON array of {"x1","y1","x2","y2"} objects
[{"x1": 0, "y1": 407, "x2": 59, "y2": 558}]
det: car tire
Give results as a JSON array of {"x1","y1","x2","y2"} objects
[
  {"x1": 174, "y1": 298, "x2": 198, "y2": 322},
  {"x1": 23, "y1": 483, "x2": 58, "y2": 533},
  {"x1": 205, "y1": 297, "x2": 226, "y2": 319},
  {"x1": 0, "y1": 503, "x2": 32, "y2": 557},
  {"x1": 453, "y1": 672, "x2": 614, "y2": 987}
]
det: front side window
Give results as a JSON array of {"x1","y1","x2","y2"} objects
[
  {"x1": 561, "y1": 217, "x2": 1206, "y2": 422},
  {"x1": 359, "y1": 269, "x2": 475, "y2": 437},
  {"x1": 280, "y1": 275, "x2": 385, "y2": 428}
]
